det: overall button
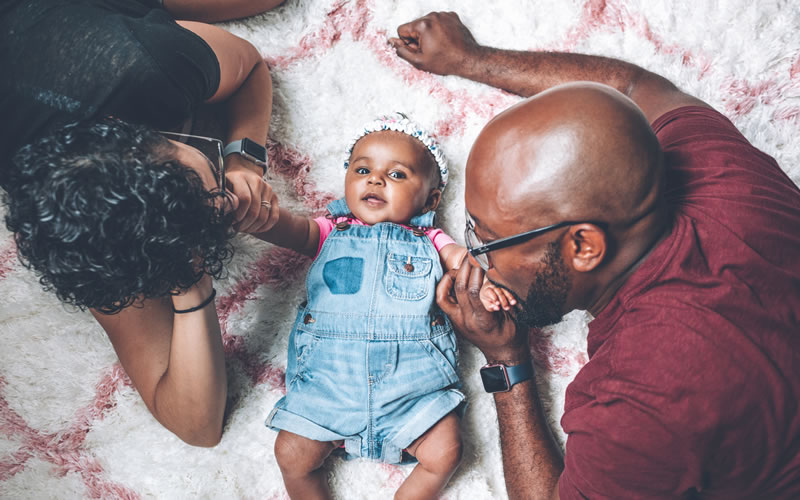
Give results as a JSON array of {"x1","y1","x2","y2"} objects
[
  {"x1": 303, "y1": 314, "x2": 315, "y2": 324},
  {"x1": 404, "y1": 263, "x2": 415, "y2": 272},
  {"x1": 431, "y1": 315, "x2": 445, "y2": 326},
  {"x1": 335, "y1": 221, "x2": 350, "y2": 231},
  {"x1": 412, "y1": 228, "x2": 425, "y2": 237}
]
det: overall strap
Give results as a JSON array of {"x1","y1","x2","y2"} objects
[
  {"x1": 409, "y1": 210, "x2": 435, "y2": 228},
  {"x1": 326, "y1": 197, "x2": 436, "y2": 227},
  {"x1": 325, "y1": 198, "x2": 352, "y2": 218}
]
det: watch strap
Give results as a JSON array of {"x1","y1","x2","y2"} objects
[
  {"x1": 505, "y1": 360, "x2": 534, "y2": 387},
  {"x1": 223, "y1": 138, "x2": 267, "y2": 174}
]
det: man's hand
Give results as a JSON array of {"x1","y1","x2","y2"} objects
[
  {"x1": 390, "y1": 11, "x2": 482, "y2": 76},
  {"x1": 436, "y1": 258, "x2": 529, "y2": 364},
  {"x1": 224, "y1": 156, "x2": 279, "y2": 234}
]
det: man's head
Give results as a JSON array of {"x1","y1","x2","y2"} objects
[
  {"x1": 3, "y1": 118, "x2": 235, "y2": 314},
  {"x1": 465, "y1": 82, "x2": 666, "y2": 328}
]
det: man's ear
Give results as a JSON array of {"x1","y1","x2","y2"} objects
[
  {"x1": 565, "y1": 224, "x2": 606, "y2": 272},
  {"x1": 423, "y1": 188, "x2": 442, "y2": 213}
]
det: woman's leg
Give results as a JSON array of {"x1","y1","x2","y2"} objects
[
  {"x1": 395, "y1": 412, "x2": 463, "y2": 500},
  {"x1": 274, "y1": 430, "x2": 338, "y2": 500},
  {"x1": 163, "y1": 0, "x2": 285, "y2": 23}
]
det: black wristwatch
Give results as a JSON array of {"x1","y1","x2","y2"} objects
[
  {"x1": 479, "y1": 360, "x2": 534, "y2": 393},
  {"x1": 223, "y1": 138, "x2": 267, "y2": 175}
]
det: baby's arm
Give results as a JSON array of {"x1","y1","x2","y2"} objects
[
  {"x1": 437, "y1": 244, "x2": 516, "y2": 312},
  {"x1": 253, "y1": 206, "x2": 320, "y2": 257}
]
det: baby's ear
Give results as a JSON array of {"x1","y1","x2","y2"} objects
[{"x1": 423, "y1": 188, "x2": 442, "y2": 213}]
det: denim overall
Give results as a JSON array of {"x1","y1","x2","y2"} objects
[{"x1": 266, "y1": 199, "x2": 464, "y2": 464}]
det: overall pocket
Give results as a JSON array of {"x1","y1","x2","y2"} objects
[
  {"x1": 384, "y1": 253, "x2": 433, "y2": 301},
  {"x1": 289, "y1": 329, "x2": 321, "y2": 386}
]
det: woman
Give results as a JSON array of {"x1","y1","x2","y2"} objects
[{"x1": 1, "y1": 0, "x2": 284, "y2": 446}]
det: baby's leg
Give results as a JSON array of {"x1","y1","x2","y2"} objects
[
  {"x1": 274, "y1": 430, "x2": 339, "y2": 500},
  {"x1": 395, "y1": 412, "x2": 462, "y2": 500}
]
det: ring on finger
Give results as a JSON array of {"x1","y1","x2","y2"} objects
[{"x1": 261, "y1": 200, "x2": 271, "y2": 209}]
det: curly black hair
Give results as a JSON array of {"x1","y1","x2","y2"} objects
[{"x1": 3, "y1": 118, "x2": 235, "y2": 314}]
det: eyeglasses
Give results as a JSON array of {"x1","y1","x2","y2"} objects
[
  {"x1": 160, "y1": 131, "x2": 226, "y2": 194},
  {"x1": 464, "y1": 209, "x2": 583, "y2": 271}
]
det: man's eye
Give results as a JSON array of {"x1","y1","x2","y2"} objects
[
  {"x1": 389, "y1": 171, "x2": 406, "y2": 179},
  {"x1": 355, "y1": 167, "x2": 369, "y2": 174}
]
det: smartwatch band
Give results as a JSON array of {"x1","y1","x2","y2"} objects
[
  {"x1": 505, "y1": 360, "x2": 534, "y2": 387},
  {"x1": 224, "y1": 138, "x2": 267, "y2": 175}
]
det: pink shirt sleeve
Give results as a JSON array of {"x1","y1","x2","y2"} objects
[
  {"x1": 424, "y1": 228, "x2": 456, "y2": 252},
  {"x1": 313, "y1": 216, "x2": 335, "y2": 258}
]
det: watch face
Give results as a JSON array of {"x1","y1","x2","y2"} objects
[
  {"x1": 480, "y1": 365, "x2": 510, "y2": 393},
  {"x1": 241, "y1": 138, "x2": 267, "y2": 163}
]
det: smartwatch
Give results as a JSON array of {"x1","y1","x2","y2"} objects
[
  {"x1": 223, "y1": 138, "x2": 267, "y2": 175},
  {"x1": 479, "y1": 360, "x2": 534, "y2": 393}
]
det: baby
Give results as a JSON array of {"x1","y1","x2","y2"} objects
[{"x1": 259, "y1": 113, "x2": 513, "y2": 499}]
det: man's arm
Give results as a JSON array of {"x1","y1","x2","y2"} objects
[
  {"x1": 391, "y1": 12, "x2": 710, "y2": 124},
  {"x1": 436, "y1": 260, "x2": 563, "y2": 500}
]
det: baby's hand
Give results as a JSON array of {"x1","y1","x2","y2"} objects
[{"x1": 479, "y1": 281, "x2": 517, "y2": 312}]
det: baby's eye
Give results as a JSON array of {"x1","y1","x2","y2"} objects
[
  {"x1": 389, "y1": 171, "x2": 407, "y2": 179},
  {"x1": 355, "y1": 167, "x2": 369, "y2": 175}
]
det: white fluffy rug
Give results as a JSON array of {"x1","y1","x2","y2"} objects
[{"x1": 1, "y1": 1, "x2": 798, "y2": 498}]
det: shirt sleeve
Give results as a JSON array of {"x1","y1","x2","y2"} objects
[
  {"x1": 424, "y1": 228, "x2": 456, "y2": 252},
  {"x1": 313, "y1": 217, "x2": 335, "y2": 258},
  {"x1": 110, "y1": 10, "x2": 221, "y2": 129}
]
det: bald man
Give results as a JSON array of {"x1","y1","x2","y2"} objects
[{"x1": 392, "y1": 12, "x2": 800, "y2": 500}]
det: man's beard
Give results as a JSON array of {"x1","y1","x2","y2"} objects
[{"x1": 496, "y1": 240, "x2": 572, "y2": 330}]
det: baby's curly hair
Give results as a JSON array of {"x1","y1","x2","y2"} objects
[{"x1": 3, "y1": 118, "x2": 235, "y2": 314}]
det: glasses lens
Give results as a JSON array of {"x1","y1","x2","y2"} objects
[
  {"x1": 465, "y1": 212, "x2": 490, "y2": 270},
  {"x1": 162, "y1": 132, "x2": 225, "y2": 193}
]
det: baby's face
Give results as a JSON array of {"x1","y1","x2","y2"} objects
[{"x1": 344, "y1": 131, "x2": 439, "y2": 225}]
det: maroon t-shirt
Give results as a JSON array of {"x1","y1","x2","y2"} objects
[{"x1": 558, "y1": 106, "x2": 800, "y2": 499}]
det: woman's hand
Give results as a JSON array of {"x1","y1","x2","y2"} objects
[
  {"x1": 225, "y1": 155, "x2": 280, "y2": 234},
  {"x1": 390, "y1": 11, "x2": 483, "y2": 76}
]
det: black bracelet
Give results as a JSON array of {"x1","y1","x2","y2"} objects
[{"x1": 173, "y1": 288, "x2": 216, "y2": 314}]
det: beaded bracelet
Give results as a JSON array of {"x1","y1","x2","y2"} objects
[{"x1": 173, "y1": 288, "x2": 216, "y2": 314}]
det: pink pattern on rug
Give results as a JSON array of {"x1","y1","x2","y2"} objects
[
  {"x1": 0, "y1": 368, "x2": 138, "y2": 499},
  {"x1": 560, "y1": 0, "x2": 710, "y2": 76},
  {"x1": 268, "y1": 139, "x2": 337, "y2": 213},
  {"x1": 264, "y1": 0, "x2": 518, "y2": 139},
  {"x1": 0, "y1": 243, "x2": 17, "y2": 281},
  {"x1": 529, "y1": 330, "x2": 589, "y2": 378}
]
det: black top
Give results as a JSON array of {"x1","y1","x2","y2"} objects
[{"x1": 0, "y1": 0, "x2": 220, "y2": 188}]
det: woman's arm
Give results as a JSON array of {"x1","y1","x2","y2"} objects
[
  {"x1": 91, "y1": 274, "x2": 226, "y2": 447},
  {"x1": 178, "y1": 21, "x2": 279, "y2": 235}
]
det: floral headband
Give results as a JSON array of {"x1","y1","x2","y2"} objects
[{"x1": 343, "y1": 112, "x2": 449, "y2": 190}]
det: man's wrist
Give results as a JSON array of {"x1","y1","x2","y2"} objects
[
  {"x1": 483, "y1": 345, "x2": 531, "y2": 366},
  {"x1": 458, "y1": 45, "x2": 492, "y2": 80}
]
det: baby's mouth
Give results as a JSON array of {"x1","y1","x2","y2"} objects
[{"x1": 362, "y1": 193, "x2": 385, "y2": 204}]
